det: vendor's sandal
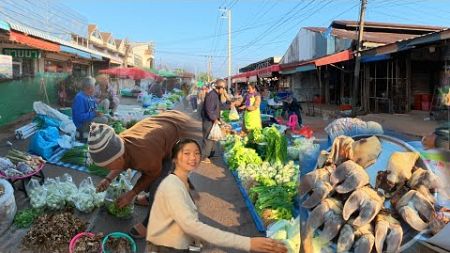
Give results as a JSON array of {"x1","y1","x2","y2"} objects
[
  {"x1": 135, "y1": 194, "x2": 149, "y2": 206},
  {"x1": 129, "y1": 224, "x2": 146, "y2": 239}
]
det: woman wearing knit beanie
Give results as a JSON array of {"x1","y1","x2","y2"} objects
[{"x1": 88, "y1": 110, "x2": 198, "y2": 238}]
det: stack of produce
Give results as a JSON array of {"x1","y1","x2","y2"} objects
[
  {"x1": 223, "y1": 136, "x2": 262, "y2": 170},
  {"x1": 222, "y1": 130, "x2": 300, "y2": 226},
  {"x1": 0, "y1": 149, "x2": 45, "y2": 178},
  {"x1": 249, "y1": 184, "x2": 297, "y2": 225},
  {"x1": 104, "y1": 237, "x2": 133, "y2": 253},
  {"x1": 61, "y1": 145, "x2": 88, "y2": 166},
  {"x1": 22, "y1": 212, "x2": 86, "y2": 253},
  {"x1": 27, "y1": 175, "x2": 104, "y2": 213}
]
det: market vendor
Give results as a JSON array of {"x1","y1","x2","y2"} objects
[
  {"x1": 94, "y1": 75, "x2": 120, "y2": 114},
  {"x1": 238, "y1": 83, "x2": 262, "y2": 132},
  {"x1": 282, "y1": 94, "x2": 303, "y2": 126},
  {"x1": 72, "y1": 77, "x2": 108, "y2": 140},
  {"x1": 88, "y1": 110, "x2": 197, "y2": 238}
]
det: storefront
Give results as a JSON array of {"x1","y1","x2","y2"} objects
[{"x1": 2, "y1": 48, "x2": 39, "y2": 78}]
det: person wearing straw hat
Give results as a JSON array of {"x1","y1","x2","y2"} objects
[{"x1": 88, "y1": 110, "x2": 197, "y2": 239}]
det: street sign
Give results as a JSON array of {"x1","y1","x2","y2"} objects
[{"x1": 2, "y1": 48, "x2": 41, "y2": 59}]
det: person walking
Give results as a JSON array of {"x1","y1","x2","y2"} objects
[
  {"x1": 201, "y1": 79, "x2": 225, "y2": 163},
  {"x1": 146, "y1": 138, "x2": 287, "y2": 253},
  {"x1": 188, "y1": 85, "x2": 199, "y2": 112},
  {"x1": 88, "y1": 110, "x2": 198, "y2": 239}
]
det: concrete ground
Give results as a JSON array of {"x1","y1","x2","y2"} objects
[{"x1": 0, "y1": 97, "x2": 444, "y2": 253}]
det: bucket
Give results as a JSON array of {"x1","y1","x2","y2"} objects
[
  {"x1": 69, "y1": 232, "x2": 102, "y2": 253},
  {"x1": 59, "y1": 107, "x2": 72, "y2": 118},
  {"x1": 102, "y1": 232, "x2": 136, "y2": 253}
]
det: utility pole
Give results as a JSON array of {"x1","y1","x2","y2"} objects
[
  {"x1": 227, "y1": 9, "x2": 232, "y2": 92},
  {"x1": 207, "y1": 56, "x2": 212, "y2": 83},
  {"x1": 352, "y1": 0, "x2": 367, "y2": 116}
]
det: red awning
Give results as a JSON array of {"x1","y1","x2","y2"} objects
[
  {"x1": 280, "y1": 50, "x2": 354, "y2": 71},
  {"x1": 231, "y1": 64, "x2": 280, "y2": 80},
  {"x1": 9, "y1": 31, "x2": 60, "y2": 52}
]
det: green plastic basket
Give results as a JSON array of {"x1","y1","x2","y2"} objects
[{"x1": 101, "y1": 232, "x2": 137, "y2": 253}]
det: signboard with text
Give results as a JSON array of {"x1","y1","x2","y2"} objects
[
  {"x1": 0, "y1": 55, "x2": 13, "y2": 79},
  {"x1": 2, "y1": 48, "x2": 41, "y2": 59}
]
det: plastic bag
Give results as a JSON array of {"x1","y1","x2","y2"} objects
[
  {"x1": 105, "y1": 175, "x2": 134, "y2": 218},
  {"x1": 29, "y1": 127, "x2": 60, "y2": 159},
  {"x1": 267, "y1": 217, "x2": 300, "y2": 253},
  {"x1": 27, "y1": 178, "x2": 47, "y2": 209},
  {"x1": 208, "y1": 123, "x2": 224, "y2": 141},
  {"x1": 0, "y1": 179, "x2": 16, "y2": 235},
  {"x1": 44, "y1": 178, "x2": 66, "y2": 210},
  {"x1": 33, "y1": 101, "x2": 76, "y2": 136},
  {"x1": 59, "y1": 174, "x2": 78, "y2": 205},
  {"x1": 74, "y1": 177, "x2": 105, "y2": 213},
  {"x1": 229, "y1": 106, "x2": 240, "y2": 121}
]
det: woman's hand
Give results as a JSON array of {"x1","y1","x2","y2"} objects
[
  {"x1": 96, "y1": 178, "x2": 111, "y2": 192},
  {"x1": 250, "y1": 238, "x2": 287, "y2": 253},
  {"x1": 116, "y1": 190, "x2": 137, "y2": 208}
]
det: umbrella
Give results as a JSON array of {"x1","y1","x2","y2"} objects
[{"x1": 99, "y1": 67, "x2": 162, "y2": 80}]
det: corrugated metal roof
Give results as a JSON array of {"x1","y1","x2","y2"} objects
[
  {"x1": 362, "y1": 28, "x2": 450, "y2": 56},
  {"x1": 305, "y1": 27, "x2": 420, "y2": 44},
  {"x1": 332, "y1": 20, "x2": 446, "y2": 32}
]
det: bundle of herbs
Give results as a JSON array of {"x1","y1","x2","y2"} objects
[
  {"x1": 13, "y1": 208, "x2": 43, "y2": 228},
  {"x1": 105, "y1": 237, "x2": 133, "y2": 253},
  {"x1": 61, "y1": 146, "x2": 88, "y2": 166},
  {"x1": 87, "y1": 164, "x2": 109, "y2": 177},
  {"x1": 22, "y1": 211, "x2": 86, "y2": 253},
  {"x1": 73, "y1": 233, "x2": 104, "y2": 253}
]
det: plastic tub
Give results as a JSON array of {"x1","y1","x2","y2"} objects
[
  {"x1": 69, "y1": 232, "x2": 102, "y2": 253},
  {"x1": 102, "y1": 232, "x2": 136, "y2": 253}
]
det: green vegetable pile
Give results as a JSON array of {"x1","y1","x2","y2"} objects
[
  {"x1": 225, "y1": 140, "x2": 262, "y2": 170},
  {"x1": 88, "y1": 164, "x2": 109, "y2": 177},
  {"x1": 247, "y1": 128, "x2": 265, "y2": 144},
  {"x1": 263, "y1": 127, "x2": 288, "y2": 164},
  {"x1": 61, "y1": 146, "x2": 88, "y2": 166},
  {"x1": 221, "y1": 110, "x2": 230, "y2": 123},
  {"x1": 237, "y1": 161, "x2": 298, "y2": 190},
  {"x1": 14, "y1": 208, "x2": 43, "y2": 228},
  {"x1": 105, "y1": 175, "x2": 134, "y2": 218},
  {"x1": 111, "y1": 121, "x2": 126, "y2": 134},
  {"x1": 105, "y1": 202, "x2": 134, "y2": 219},
  {"x1": 249, "y1": 184, "x2": 296, "y2": 225}
]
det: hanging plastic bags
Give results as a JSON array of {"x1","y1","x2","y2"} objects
[
  {"x1": 208, "y1": 123, "x2": 224, "y2": 141},
  {"x1": 229, "y1": 106, "x2": 240, "y2": 121}
]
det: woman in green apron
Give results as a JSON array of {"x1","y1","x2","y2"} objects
[{"x1": 239, "y1": 83, "x2": 262, "y2": 132}]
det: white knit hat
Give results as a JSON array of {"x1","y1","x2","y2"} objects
[{"x1": 88, "y1": 123, "x2": 124, "y2": 167}]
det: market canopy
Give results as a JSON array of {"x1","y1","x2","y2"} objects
[{"x1": 99, "y1": 67, "x2": 162, "y2": 80}]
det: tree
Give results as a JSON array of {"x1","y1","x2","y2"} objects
[{"x1": 197, "y1": 72, "x2": 209, "y2": 82}]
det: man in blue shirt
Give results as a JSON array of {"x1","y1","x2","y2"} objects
[{"x1": 72, "y1": 77, "x2": 108, "y2": 140}]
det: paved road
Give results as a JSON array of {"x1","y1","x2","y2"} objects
[{"x1": 0, "y1": 100, "x2": 260, "y2": 253}]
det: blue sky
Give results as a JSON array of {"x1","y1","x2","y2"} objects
[{"x1": 60, "y1": 0, "x2": 450, "y2": 78}]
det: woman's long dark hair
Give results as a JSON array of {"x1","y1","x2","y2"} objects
[{"x1": 171, "y1": 138, "x2": 201, "y2": 190}]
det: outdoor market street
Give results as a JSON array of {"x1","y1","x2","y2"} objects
[{"x1": 0, "y1": 98, "x2": 260, "y2": 253}]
